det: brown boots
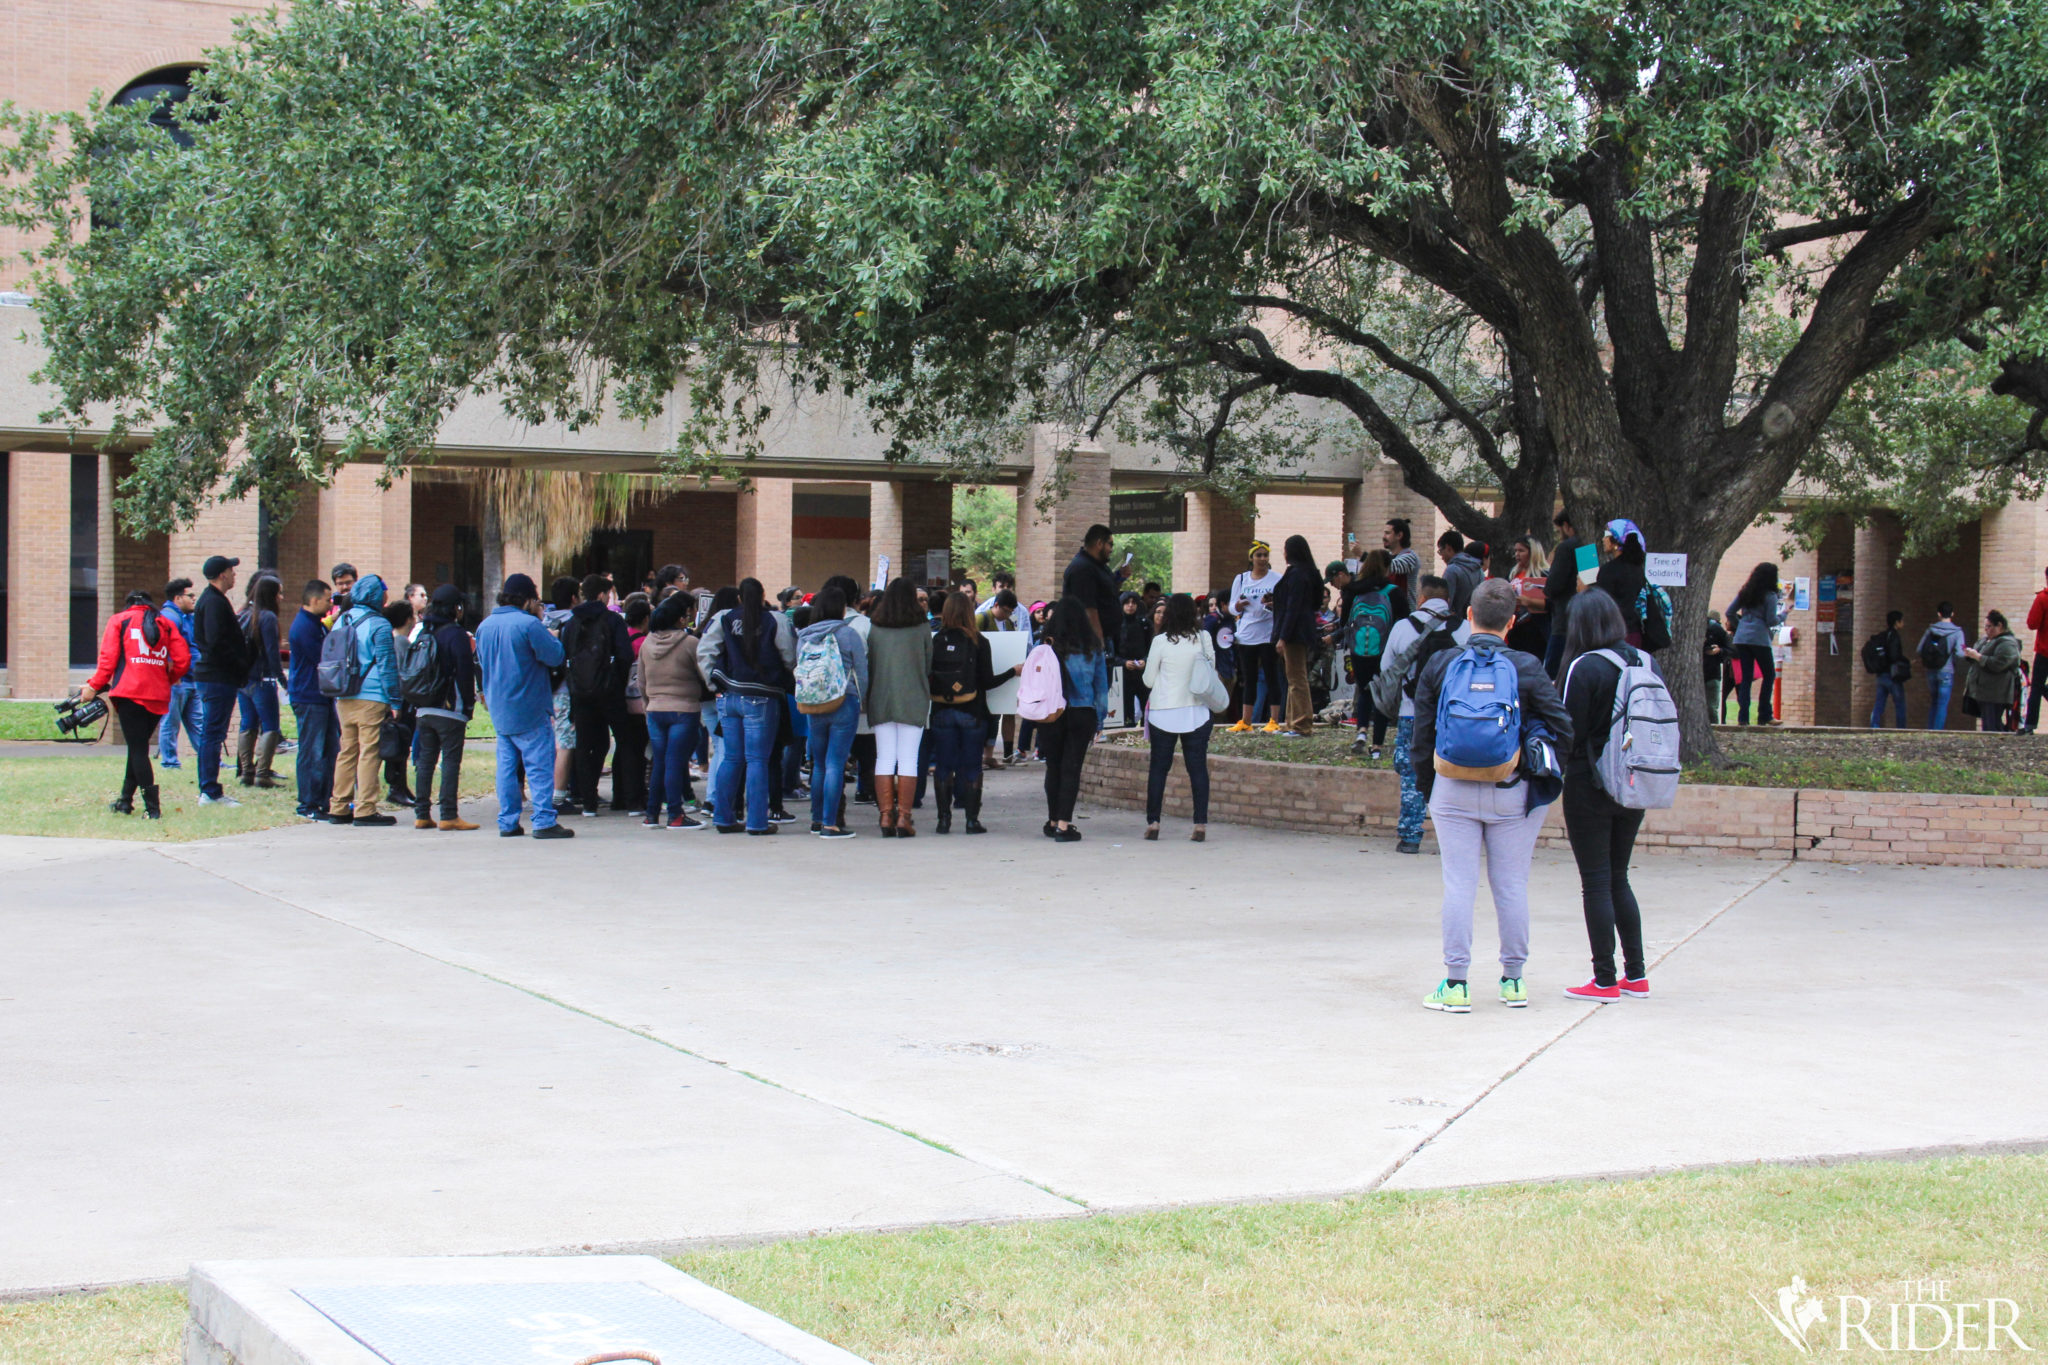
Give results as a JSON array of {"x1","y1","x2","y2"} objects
[
  {"x1": 876, "y1": 775, "x2": 918, "y2": 837},
  {"x1": 253, "y1": 731, "x2": 280, "y2": 788}
]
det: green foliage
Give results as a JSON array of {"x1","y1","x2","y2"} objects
[
  {"x1": 1119, "y1": 534, "x2": 1175, "y2": 595},
  {"x1": 951, "y1": 486, "x2": 1017, "y2": 586}
]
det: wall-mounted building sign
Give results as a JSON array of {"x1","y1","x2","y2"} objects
[{"x1": 1110, "y1": 491, "x2": 1187, "y2": 535}]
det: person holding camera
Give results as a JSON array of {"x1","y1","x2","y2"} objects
[{"x1": 78, "y1": 590, "x2": 191, "y2": 818}]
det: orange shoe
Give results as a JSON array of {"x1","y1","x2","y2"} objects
[{"x1": 439, "y1": 817, "x2": 480, "y2": 831}]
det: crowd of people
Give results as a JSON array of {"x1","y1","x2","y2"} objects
[{"x1": 68, "y1": 514, "x2": 2048, "y2": 1008}]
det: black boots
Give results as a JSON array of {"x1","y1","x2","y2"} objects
[
  {"x1": 934, "y1": 777, "x2": 954, "y2": 834},
  {"x1": 141, "y1": 785, "x2": 161, "y2": 820},
  {"x1": 962, "y1": 778, "x2": 986, "y2": 835},
  {"x1": 109, "y1": 792, "x2": 134, "y2": 815}
]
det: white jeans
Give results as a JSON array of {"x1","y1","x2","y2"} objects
[
  {"x1": 873, "y1": 721, "x2": 925, "y2": 776},
  {"x1": 1428, "y1": 777, "x2": 1546, "y2": 980}
]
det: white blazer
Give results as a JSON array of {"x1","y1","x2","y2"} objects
[{"x1": 1142, "y1": 631, "x2": 1216, "y2": 710}]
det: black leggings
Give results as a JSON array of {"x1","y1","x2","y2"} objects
[
  {"x1": 1732, "y1": 643, "x2": 1775, "y2": 723},
  {"x1": 1146, "y1": 719, "x2": 1212, "y2": 824},
  {"x1": 1042, "y1": 707, "x2": 1096, "y2": 824},
  {"x1": 1353, "y1": 659, "x2": 1390, "y2": 744},
  {"x1": 1563, "y1": 772, "x2": 1646, "y2": 987},
  {"x1": 113, "y1": 697, "x2": 158, "y2": 798}
]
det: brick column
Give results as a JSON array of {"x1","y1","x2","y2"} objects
[
  {"x1": 1173, "y1": 490, "x2": 1258, "y2": 599},
  {"x1": 1014, "y1": 429, "x2": 1111, "y2": 606},
  {"x1": 735, "y1": 477, "x2": 795, "y2": 589},
  {"x1": 317, "y1": 463, "x2": 411, "y2": 586},
  {"x1": 1850, "y1": 516, "x2": 1905, "y2": 728},
  {"x1": 868, "y1": 479, "x2": 953, "y2": 590},
  {"x1": 168, "y1": 477, "x2": 261, "y2": 590},
  {"x1": 96, "y1": 454, "x2": 115, "y2": 634},
  {"x1": 1979, "y1": 500, "x2": 2048, "y2": 627},
  {"x1": 1344, "y1": 461, "x2": 1439, "y2": 571},
  {"x1": 6, "y1": 451, "x2": 73, "y2": 698}
]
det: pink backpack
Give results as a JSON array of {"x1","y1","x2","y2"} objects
[{"x1": 1015, "y1": 643, "x2": 1067, "y2": 722}]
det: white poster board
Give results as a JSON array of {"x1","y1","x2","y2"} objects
[
  {"x1": 872, "y1": 555, "x2": 889, "y2": 590},
  {"x1": 924, "y1": 549, "x2": 951, "y2": 588},
  {"x1": 983, "y1": 630, "x2": 1032, "y2": 714},
  {"x1": 1645, "y1": 552, "x2": 1688, "y2": 588}
]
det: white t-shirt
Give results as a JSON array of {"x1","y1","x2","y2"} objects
[{"x1": 1229, "y1": 569, "x2": 1282, "y2": 645}]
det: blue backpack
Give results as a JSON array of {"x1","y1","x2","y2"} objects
[{"x1": 1432, "y1": 642, "x2": 1523, "y2": 781}]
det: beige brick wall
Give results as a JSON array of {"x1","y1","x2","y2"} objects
[
  {"x1": 734, "y1": 477, "x2": 794, "y2": 588},
  {"x1": 6, "y1": 450, "x2": 74, "y2": 697},
  {"x1": 1015, "y1": 430, "x2": 1110, "y2": 607},
  {"x1": 1979, "y1": 502, "x2": 2048, "y2": 636},
  {"x1": 1343, "y1": 462, "x2": 1440, "y2": 572},
  {"x1": 868, "y1": 480, "x2": 952, "y2": 591},
  {"x1": 1172, "y1": 490, "x2": 1257, "y2": 599},
  {"x1": 1252, "y1": 491, "x2": 1345, "y2": 575}
]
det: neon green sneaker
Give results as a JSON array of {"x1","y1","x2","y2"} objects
[
  {"x1": 1499, "y1": 977, "x2": 1528, "y2": 1008},
  {"x1": 1424, "y1": 980, "x2": 1471, "y2": 1013}
]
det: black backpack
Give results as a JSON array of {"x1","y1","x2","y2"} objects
[
  {"x1": 929, "y1": 629, "x2": 980, "y2": 703},
  {"x1": 1861, "y1": 632, "x2": 1889, "y2": 675},
  {"x1": 564, "y1": 615, "x2": 615, "y2": 701},
  {"x1": 398, "y1": 627, "x2": 445, "y2": 707},
  {"x1": 1918, "y1": 630, "x2": 1952, "y2": 670}
]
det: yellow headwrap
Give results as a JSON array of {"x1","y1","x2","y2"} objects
[{"x1": 1248, "y1": 540, "x2": 1271, "y2": 560}]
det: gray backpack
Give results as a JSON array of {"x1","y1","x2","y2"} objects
[{"x1": 1569, "y1": 647, "x2": 1680, "y2": 810}]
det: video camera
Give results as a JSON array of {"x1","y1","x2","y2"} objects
[{"x1": 55, "y1": 693, "x2": 109, "y2": 737}]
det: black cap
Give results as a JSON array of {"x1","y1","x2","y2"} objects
[{"x1": 202, "y1": 555, "x2": 240, "y2": 579}]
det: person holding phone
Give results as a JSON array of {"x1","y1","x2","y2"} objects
[{"x1": 1062, "y1": 523, "x2": 1129, "y2": 647}]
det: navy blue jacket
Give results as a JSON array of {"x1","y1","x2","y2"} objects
[{"x1": 286, "y1": 608, "x2": 331, "y2": 708}]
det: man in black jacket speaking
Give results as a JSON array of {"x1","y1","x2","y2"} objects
[
  {"x1": 1062, "y1": 523, "x2": 1129, "y2": 648},
  {"x1": 190, "y1": 554, "x2": 249, "y2": 805}
]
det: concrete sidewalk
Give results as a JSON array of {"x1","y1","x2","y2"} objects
[{"x1": 3, "y1": 769, "x2": 2044, "y2": 1293}]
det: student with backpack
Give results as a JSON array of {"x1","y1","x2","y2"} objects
[
  {"x1": 927, "y1": 591, "x2": 1018, "y2": 833},
  {"x1": 77, "y1": 590, "x2": 190, "y2": 819},
  {"x1": 1917, "y1": 602, "x2": 1969, "y2": 730},
  {"x1": 1558, "y1": 587, "x2": 1679, "y2": 1002},
  {"x1": 321, "y1": 573, "x2": 401, "y2": 825},
  {"x1": 1029, "y1": 597, "x2": 1108, "y2": 842},
  {"x1": 558, "y1": 574, "x2": 637, "y2": 817},
  {"x1": 1862, "y1": 610, "x2": 1911, "y2": 729},
  {"x1": 1374, "y1": 575, "x2": 1470, "y2": 854},
  {"x1": 1411, "y1": 580, "x2": 1573, "y2": 1013},
  {"x1": 405, "y1": 585, "x2": 479, "y2": 830},
  {"x1": 1340, "y1": 550, "x2": 1407, "y2": 759},
  {"x1": 863, "y1": 577, "x2": 934, "y2": 837},
  {"x1": 700, "y1": 577, "x2": 799, "y2": 834},
  {"x1": 793, "y1": 585, "x2": 867, "y2": 838},
  {"x1": 1725, "y1": 563, "x2": 1783, "y2": 724}
]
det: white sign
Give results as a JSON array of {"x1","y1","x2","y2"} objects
[
  {"x1": 983, "y1": 630, "x2": 1032, "y2": 714},
  {"x1": 872, "y1": 555, "x2": 889, "y2": 590},
  {"x1": 924, "y1": 549, "x2": 950, "y2": 588},
  {"x1": 1645, "y1": 552, "x2": 1688, "y2": 588}
]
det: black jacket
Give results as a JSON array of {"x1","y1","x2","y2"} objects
[
  {"x1": 191, "y1": 584, "x2": 251, "y2": 685},
  {"x1": 240, "y1": 607, "x2": 281, "y2": 684},
  {"x1": 1442, "y1": 551, "x2": 1485, "y2": 621},
  {"x1": 560, "y1": 599, "x2": 634, "y2": 703},
  {"x1": 1411, "y1": 633, "x2": 1573, "y2": 800},
  {"x1": 1544, "y1": 538, "x2": 1581, "y2": 635},
  {"x1": 1702, "y1": 617, "x2": 1732, "y2": 685},
  {"x1": 1596, "y1": 557, "x2": 1648, "y2": 634},
  {"x1": 1270, "y1": 562, "x2": 1325, "y2": 645},
  {"x1": 930, "y1": 631, "x2": 1017, "y2": 725},
  {"x1": 418, "y1": 613, "x2": 478, "y2": 717},
  {"x1": 1559, "y1": 646, "x2": 1630, "y2": 777},
  {"x1": 1063, "y1": 549, "x2": 1122, "y2": 646}
]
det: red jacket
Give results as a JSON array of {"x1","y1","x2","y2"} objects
[
  {"x1": 88, "y1": 604, "x2": 192, "y2": 713},
  {"x1": 2029, "y1": 588, "x2": 2048, "y2": 657}
]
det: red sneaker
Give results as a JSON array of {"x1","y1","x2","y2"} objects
[
  {"x1": 1618, "y1": 977, "x2": 1650, "y2": 1000},
  {"x1": 1563, "y1": 979, "x2": 1620, "y2": 1002}
]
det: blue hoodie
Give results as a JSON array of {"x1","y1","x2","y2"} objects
[{"x1": 340, "y1": 573, "x2": 399, "y2": 704}]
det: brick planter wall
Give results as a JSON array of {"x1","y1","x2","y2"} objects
[{"x1": 1076, "y1": 743, "x2": 2048, "y2": 868}]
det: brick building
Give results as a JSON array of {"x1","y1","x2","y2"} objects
[{"x1": 4, "y1": 1, "x2": 2044, "y2": 726}]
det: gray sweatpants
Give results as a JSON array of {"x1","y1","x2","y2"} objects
[{"x1": 1428, "y1": 777, "x2": 1546, "y2": 979}]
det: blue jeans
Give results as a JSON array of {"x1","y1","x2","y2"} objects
[
  {"x1": 159, "y1": 681, "x2": 200, "y2": 766},
  {"x1": 1393, "y1": 714, "x2": 1426, "y2": 844},
  {"x1": 929, "y1": 707, "x2": 983, "y2": 806},
  {"x1": 495, "y1": 723, "x2": 559, "y2": 832},
  {"x1": 646, "y1": 710, "x2": 703, "y2": 821},
  {"x1": 1544, "y1": 632, "x2": 1568, "y2": 680},
  {"x1": 1871, "y1": 675, "x2": 1907, "y2": 728},
  {"x1": 194, "y1": 680, "x2": 239, "y2": 799},
  {"x1": 237, "y1": 679, "x2": 281, "y2": 736},
  {"x1": 808, "y1": 696, "x2": 860, "y2": 829},
  {"x1": 291, "y1": 701, "x2": 337, "y2": 814},
  {"x1": 1928, "y1": 673, "x2": 1953, "y2": 731},
  {"x1": 713, "y1": 693, "x2": 778, "y2": 831}
]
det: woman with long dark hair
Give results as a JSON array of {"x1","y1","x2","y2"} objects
[
  {"x1": 235, "y1": 572, "x2": 286, "y2": 788},
  {"x1": 79, "y1": 590, "x2": 190, "y2": 818},
  {"x1": 699, "y1": 577, "x2": 797, "y2": 834},
  {"x1": 639, "y1": 590, "x2": 708, "y2": 830},
  {"x1": 1340, "y1": 549, "x2": 1405, "y2": 760},
  {"x1": 864, "y1": 576, "x2": 934, "y2": 836},
  {"x1": 1556, "y1": 587, "x2": 1651, "y2": 1002},
  {"x1": 1140, "y1": 593, "x2": 1218, "y2": 841},
  {"x1": 1594, "y1": 520, "x2": 1649, "y2": 645},
  {"x1": 928, "y1": 590, "x2": 1017, "y2": 833},
  {"x1": 1726, "y1": 562, "x2": 1783, "y2": 725},
  {"x1": 1042, "y1": 597, "x2": 1108, "y2": 842},
  {"x1": 1270, "y1": 534, "x2": 1325, "y2": 737}
]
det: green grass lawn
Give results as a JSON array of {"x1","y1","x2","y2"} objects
[
  {"x1": 5, "y1": 1155, "x2": 2044, "y2": 1364},
  {"x1": 0, "y1": 699, "x2": 496, "y2": 746},
  {"x1": 0, "y1": 753, "x2": 498, "y2": 841},
  {"x1": 1165, "y1": 723, "x2": 2048, "y2": 797}
]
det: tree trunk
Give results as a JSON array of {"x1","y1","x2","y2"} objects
[{"x1": 480, "y1": 495, "x2": 504, "y2": 598}]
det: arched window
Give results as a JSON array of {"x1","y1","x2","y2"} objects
[{"x1": 110, "y1": 66, "x2": 207, "y2": 147}]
